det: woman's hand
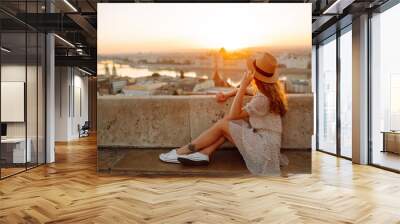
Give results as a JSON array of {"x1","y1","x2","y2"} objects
[
  {"x1": 240, "y1": 70, "x2": 254, "y2": 88},
  {"x1": 216, "y1": 92, "x2": 228, "y2": 102}
]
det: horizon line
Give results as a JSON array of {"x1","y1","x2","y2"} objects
[{"x1": 98, "y1": 45, "x2": 311, "y2": 56}]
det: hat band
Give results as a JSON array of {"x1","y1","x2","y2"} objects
[{"x1": 253, "y1": 60, "x2": 274, "y2": 78}]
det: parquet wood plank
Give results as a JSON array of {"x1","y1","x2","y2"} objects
[{"x1": 0, "y1": 135, "x2": 399, "y2": 223}]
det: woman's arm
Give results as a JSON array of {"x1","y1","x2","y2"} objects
[
  {"x1": 228, "y1": 87, "x2": 253, "y2": 96},
  {"x1": 228, "y1": 72, "x2": 254, "y2": 120},
  {"x1": 216, "y1": 86, "x2": 253, "y2": 102},
  {"x1": 216, "y1": 89, "x2": 236, "y2": 102},
  {"x1": 225, "y1": 88, "x2": 238, "y2": 98}
]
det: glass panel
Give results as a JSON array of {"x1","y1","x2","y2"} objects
[
  {"x1": 317, "y1": 37, "x2": 337, "y2": 154},
  {"x1": 27, "y1": 31, "x2": 38, "y2": 169},
  {"x1": 1, "y1": 31, "x2": 27, "y2": 177},
  {"x1": 26, "y1": 0, "x2": 39, "y2": 169},
  {"x1": 0, "y1": 1, "x2": 46, "y2": 178},
  {"x1": 340, "y1": 29, "x2": 352, "y2": 158},
  {"x1": 38, "y1": 32, "x2": 45, "y2": 165},
  {"x1": 0, "y1": 1, "x2": 26, "y2": 14},
  {"x1": 371, "y1": 4, "x2": 400, "y2": 171}
]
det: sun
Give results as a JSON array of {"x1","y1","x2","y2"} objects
[
  {"x1": 223, "y1": 40, "x2": 247, "y2": 51},
  {"x1": 197, "y1": 33, "x2": 254, "y2": 51}
]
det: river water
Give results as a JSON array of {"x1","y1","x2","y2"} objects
[{"x1": 98, "y1": 62, "x2": 243, "y2": 86}]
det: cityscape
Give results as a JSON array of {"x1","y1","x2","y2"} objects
[
  {"x1": 97, "y1": 47, "x2": 311, "y2": 96},
  {"x1": 97, "y1": 4, "x2": 311, "y2": 96}
]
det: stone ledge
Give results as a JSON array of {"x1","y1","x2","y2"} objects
[
  {"x1": 97, "y1": 94, "x2": 313, "y2": 149},
  {"x1": 97, "y1": 148, "x2": 311, "y2": 175}
]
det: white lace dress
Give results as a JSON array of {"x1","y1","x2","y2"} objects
[{"x1": 229, "y1": 92, "x2": 288, "y2": 175}]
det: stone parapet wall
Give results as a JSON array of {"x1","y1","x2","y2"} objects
[{"x1": 97, "y1": 94, "x2": 313, "y2": 149}]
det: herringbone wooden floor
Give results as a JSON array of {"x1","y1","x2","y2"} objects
[{"x1": 1, "y1": 135, "x2": 400, "y2": 224}]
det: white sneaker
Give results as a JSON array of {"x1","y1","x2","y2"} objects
[
  {"x1": 178, "y1": 152, "x2": 210, "y2": 166},
  {"x1": 159, "y1": 149, "x2": 180, "y2": 164}
]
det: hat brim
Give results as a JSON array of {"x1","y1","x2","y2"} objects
[{"x1": 246, "y1": 59, "x2": 279, "y2": 84}]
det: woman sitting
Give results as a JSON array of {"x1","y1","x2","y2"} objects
[{"x1": 160, "y1": 52, "x2": 289, "y2": 175}]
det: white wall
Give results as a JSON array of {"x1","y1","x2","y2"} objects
[
  {"x1": 1, "y1": 65, "x2": 31, "y2": 138},
  {"x1": 70, "y1": 73, "x2": 89, "y2": 138},
  {"x1": 1, "y1": 65, "x2": 26, "y2": 81},
  {"x1": 1, "y1": 64, "x2": 46, "y2": 164},
  {"x1": 55, "y1": 67, "x2": 70, "y2": 141},
  {"x1": 55, "y1": 67, "x2": 89, "y2": 141},
  {"x1": 1, "y1": 66, "x2": 26, "y2": 136}
]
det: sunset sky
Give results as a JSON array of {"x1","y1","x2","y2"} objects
[{"x1": 98, "y1": 3, "x2": 311, "y2": 55}]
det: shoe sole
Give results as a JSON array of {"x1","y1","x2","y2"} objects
[
  {"x1": 178, "y1": 157, "x2": 210, "y2": 166},
  {"x1": 159, "y1": 157, "x2": 180, "y2": 164}
]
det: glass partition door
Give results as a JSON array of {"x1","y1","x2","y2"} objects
[
  {"x1": 317, "y1": 36, "x2": 337, "y2": 154},
  {"x1": 0, "y1": 1, "x2": 46, "y2": 179},
  {"x1": 316, "y1": 26, "x2": 353, "y2": 159},
  {"x1": 370, "y1": 3, "x2": 400, "y2": 171},
  {"x1": 1, "y1": 31, "x2": 28, "y2": 178},
  {"x1": 339, "y1": 28, "x2": 352, "y2": 158}
]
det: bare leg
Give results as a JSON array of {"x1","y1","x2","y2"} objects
[
  {"x1": 176, "y1": 117, "x2": 234, "y2": 155},
  {"x1": 199, "y1": 137, "x2": 226, "y2": 156}
]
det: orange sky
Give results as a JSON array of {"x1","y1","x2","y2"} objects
[{"x1": 98, "y1": 3, "x2": 311, "y2": 55}]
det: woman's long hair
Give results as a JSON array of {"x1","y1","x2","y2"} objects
[{"x1": 253, "y1": 78, "x2": 288, "y2": 117}]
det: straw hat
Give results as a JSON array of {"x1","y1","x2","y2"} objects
[{"x1": 247, "y1": 52, "x2": 279, "y2": 83}]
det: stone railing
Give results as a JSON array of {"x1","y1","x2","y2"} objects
[{"x1": 97, "y1": 94, "x2": 313, "y2": 149}]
